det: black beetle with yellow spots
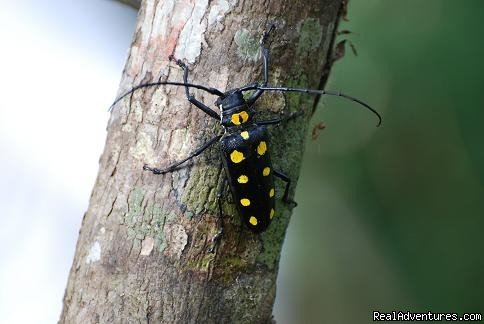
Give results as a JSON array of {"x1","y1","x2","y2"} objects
[
  {"x1": 111, "y1": 27, "x2": 381, "y2": 242},
  {"x1": 218, "y1": 91, "x2": 291, "y2": 232}
]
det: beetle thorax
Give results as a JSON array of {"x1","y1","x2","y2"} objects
[{"x1": 218, "y1": 91, "x2": 254, "y2": 128}]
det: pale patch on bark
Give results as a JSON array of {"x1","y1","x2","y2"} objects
[
  {"x1": 129, "y1": 132, "x2": 155, "y2": 164},
  {"x1": 140, "y1": 236, "x2": 155, "y2": 256},
  {"x1": 164, "y1": 224, "x2": 188, "y2": 259},
  {"x1": 208, "y1": 0, "x2": 236, "y2": 26},
  {"x1": 169, "y1": 128, "x2": 191, "y2": 160},
  {"x1": 85, "y1": 241, "x2": 101, "y2": 264},
  {"x1": 122, "y1": 123, "x2": 133, "y2": 133},
  {"x1": 174, "y1": 0, "x2": 209, "y2": 63}
]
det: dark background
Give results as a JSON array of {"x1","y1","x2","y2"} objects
[{"x1": 275, "y1": 1, "x2": 484, "y2": 322}]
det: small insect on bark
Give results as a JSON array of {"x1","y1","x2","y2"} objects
[{"x1": 110, "y1": 26, "x2": 381, "y2": 248}]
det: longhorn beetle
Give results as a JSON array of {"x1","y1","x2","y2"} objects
[{"x1": 111, "y1": 27, "x2": 381, "y2": 241}]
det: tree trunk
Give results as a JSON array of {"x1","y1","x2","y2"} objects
[{"x1": 60, "y1": 0, "x2": 344, "y2": 322}]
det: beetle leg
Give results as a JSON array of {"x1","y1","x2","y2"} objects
[
  {"x1": 168, "y1": 55, "x2": 220, "y2": 120},
  {"x1": 273, "y1": 169, "x2": 298, "y2": 208},
  {"x1": 143, "y1": 135, "x2": 221, "y2": 174}
]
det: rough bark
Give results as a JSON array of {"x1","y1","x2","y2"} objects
[{"x1": 61, "y1": 0, "x2": 344, "y2": 322}]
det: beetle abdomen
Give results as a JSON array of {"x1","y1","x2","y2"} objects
[{"x1": 220, "y1": 125, "x2": 275, "y2": 232}]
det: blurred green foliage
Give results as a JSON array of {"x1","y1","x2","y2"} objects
[{"x1": 275, "y1": 1, "x2": 484, "y2": 322}]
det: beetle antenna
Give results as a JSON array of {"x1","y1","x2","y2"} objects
[
  {"x1": 247, "y1": 85, "x2": 381, "y2": 127},
  {"x1": 110, "y1": 81, "x2": 225, "y2": 111}
]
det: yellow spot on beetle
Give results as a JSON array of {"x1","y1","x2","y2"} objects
[
  {"x1": 269, "y1": 188, "x2": 275, "y2": 197},
  {"x1": 249, "y1": 216, "x2": 258, "y2": 226},
  {"x1": 230, "y1": 150, "x2": 245, "y2": 163},
  {"x1": 240, "y1": 131, "x2": 249, "y2": 140},
  {"x1": 237, "y1": 175, "x2": 249, "y2": 183},
  {"x1": 262, "y1": 167, "x2": 271, "y2": 176},
  {"x1": 240, "y1": 198, "x2": 251, "y2": 206},
  {"x1": 257, "y1": 141, "x2": 267, "y2": 155},
  {"x1": 231, "y1": 111, "x2": 249, "y2": 125},
  {"x1": 270, "y1": 208, "x2": 275, "y2": 219}
]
